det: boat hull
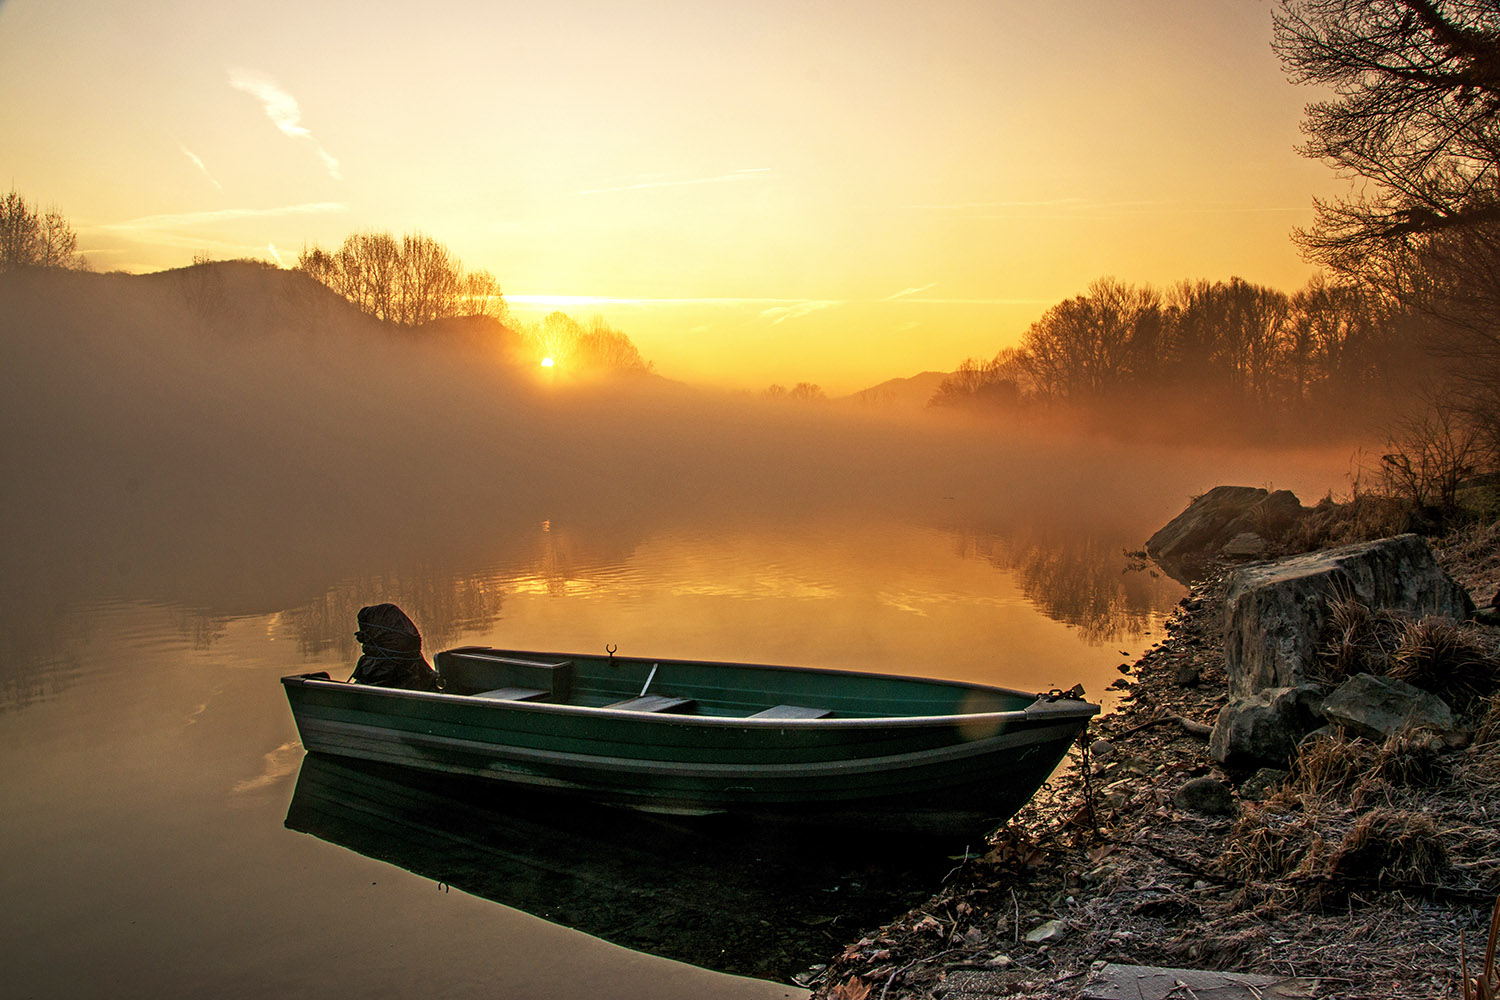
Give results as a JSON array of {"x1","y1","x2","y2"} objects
[{"x1": 282, "y1": 652, "x2": 1095, "y2": 836}]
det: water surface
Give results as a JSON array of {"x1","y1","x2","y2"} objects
[{"x1": 0, "y1": 507, "x2": 1195, "y2": 998}]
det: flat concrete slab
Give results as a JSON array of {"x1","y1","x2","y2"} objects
[{"x1": 1081, "y1": 963, "x2": 1322, "y2": 1000}]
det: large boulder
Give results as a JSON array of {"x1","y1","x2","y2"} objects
[
  {"x1": 1210, "y1": 685, "x2": 1325, "y2": 769},
  {"x1": 1146, "y1": 486, "x2": 1305, "y2": 583},
  {"x1": 1223, "y1": 534, "x2": 1473, "y2": 698},
  {"x1": 1321, "y1": 673, "x2": 1467, "y2": 745}
]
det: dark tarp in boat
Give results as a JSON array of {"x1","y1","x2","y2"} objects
[{"x1": 350, "y1": 603, "x2": 439, "y2": 691}]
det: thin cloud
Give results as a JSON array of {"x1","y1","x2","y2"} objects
[
  {"x1": 228, "y1": 68, "x2": 342, "y2": 180},
  {"x1": 759, "y1": 300, "x2": 841, "y2": 325},
  {"x1": 923, "y1": 197, "x2": 1088, "y2": 210},
  {"x1": 918, "y1": 196, "x2": 1176, "y2": 220},
  {"x1": 509, "y1": 294, "x2": 814, "y2": 309},
  {"x1": 886, "y1": 282, "x2": 937, "y2": 300},
  {"x1": 506, "y1": 293, "x2": 1051, "y2": 309},
  {"x1": 179, "y1": 144, "x2": 222, "y2": 190},
  {"x1": 576, "y1": 168, "x2": 770, "y2": 196},
  {"x1": 923, "y1": 196, "x2": 1305, "y2": 222},
  {"x1": 102, "y1": 202, "x2": 347, "y2": 231}
]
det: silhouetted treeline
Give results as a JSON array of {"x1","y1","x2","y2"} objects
[
  {"x1": 762, "y1": 382, "x2": 828, "y2": 403},
  {"x1": 533, "y1": 311, "x2": 653, "y2": 376},
  {"x1": 930, "y1": 275, "x2": 1424, "y2": 437},
  {"x1": 298, "y1": 230, "x2": 504, "y2": 327},
  {"x1": 1, "y1": 190, "x2": 87, "y2": 274},
  {"x1": 298, "y1": 230, "x2": 653, "y2": 377}
]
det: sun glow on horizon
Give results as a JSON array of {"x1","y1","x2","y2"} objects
[
  {"x1": 0, "y1": 0, "x2": 1339, "y2": 395},
  {"x1": 540, "y1": 356, "x2": 555, "y2": 368}
]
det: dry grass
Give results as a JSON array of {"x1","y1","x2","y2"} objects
[
  {"x1": 1220, "y1": 728, "x2": 1461, "y2": 911},
  {"x1": 1478, "y1": 693, "x2": 1500, "y2": 746},
  {"x1": 1282, "y1": 491, "x2": 1417, "y2": 553},
  {"x1": 1323, "y1": 808, "x2": 1450, "y2": 889},
  {"x1": 1317, "y1": 597, "x2": 1500, "y2": 711},
  {"x1": 1462, "y1": 896, "x2": 1500, "y2": 1000},
  {"x1": 1279, "y1": 728, "x2": 1448, "y2": 804},
  {"x1": 1436, "y1": 520, "x2": 1500, "y2": 600},
  {"x1": 1221, "y1": 804, "x2": 1325, "y2": 885},
  {"x1": 1316, "y1": 597, "x2": 1408, "y2": 688},
  {"x1": 1389, "y1": 616, "x2": 1500, "y2": 711}
]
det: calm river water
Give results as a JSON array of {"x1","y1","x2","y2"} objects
[{"x1": 0, "y1": 484, "x2": 1337, "y2": 998}]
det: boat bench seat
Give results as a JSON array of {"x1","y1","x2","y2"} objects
[
  {"x1": 748, "y1": 704, "x2": 832, "y2": 720},
  {"x1": 606, "y1": 695, "x2": 697, "y2": 714},
  {"x1": 471, "y1": 686, "x2": 550, "y2": 702},
  {"x1": 438, "y1": 651, "x2": 574, "y2": 701}
]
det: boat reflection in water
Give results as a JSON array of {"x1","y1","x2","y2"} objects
[{"x1": 284, "y1": 753, "x2": 958, "y2": 982}]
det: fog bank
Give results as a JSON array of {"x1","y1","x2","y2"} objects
[{"x1": 0, "y1": 264, "x2": 1360, "y2": 622}]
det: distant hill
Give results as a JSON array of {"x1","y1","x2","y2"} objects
[
  {"x1": 134, "y1": 260, "x2": 529, "y2": 358},
  {"x1": 837, "y1": 370, "x2": 949, "y2": 410}
]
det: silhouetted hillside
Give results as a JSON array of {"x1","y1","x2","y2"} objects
[{"x1": 839, "y1": 371, "x2": 950, "y2": 410}]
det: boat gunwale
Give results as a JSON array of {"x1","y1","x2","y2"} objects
[
  {"x1": 281, "y1": 665, "x2": 1099, "y2": 729},
  {"x1": 297, "y1": 714, "x2": 1084, "y2": 781}
]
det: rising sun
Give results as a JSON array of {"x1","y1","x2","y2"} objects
[{"x1": 540, "y1": 357, "x2": 555, "y2": 368}]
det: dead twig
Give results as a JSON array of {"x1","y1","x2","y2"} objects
[{"x1": 1107, "y1": 713, "x2": 1212, "y2": 740}]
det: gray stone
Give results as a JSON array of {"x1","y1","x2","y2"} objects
[
  {"x1": 1224, "y1": 534, "x2": 1474, "y2": 698},
  {"x1": 1145, "y1": 486, "x2": 1306, "y2": 583},
  {"x1": 1221, "y1": 532, "x2": 1268, "y2": 558},
  {"x1": 1210, "y1": 686, "x2": 1325, "y2": 769},
  {"x1": 1321, "y1": 672, "x2": 1467, "y2": 743},
  {"x1": 1173, "y1": 776, "x2": 1236, "y2": 815},
  {"x1": 1082, "y1": 963, "x2": 1322, "y2": 1000},
  {"x1": 1024, "y1": 918, "x2": 1067, "y2": 944}
]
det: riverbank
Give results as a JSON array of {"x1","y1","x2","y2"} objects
[{"x1": 811, "y1": 519, "x2": 1500, "y2": 1000}]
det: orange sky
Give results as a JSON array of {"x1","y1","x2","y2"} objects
[{"x1": 0, "y1": 0, "x2": 1343, "y2": 393}]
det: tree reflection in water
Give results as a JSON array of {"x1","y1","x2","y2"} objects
[
  {"x1": 279, "y1": 571, "x2": 508, "y2": 662},
  {"x1": 948, "y1": 524, "x2": 1183, "y2": 645}
]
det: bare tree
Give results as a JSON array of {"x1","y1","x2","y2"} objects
[
  {"x1": 298, "y1": 230, "x2": 501, "y2": 327},
  {"x1": 761, "y1": 382, "x2": 827, "y2": 402},
  {"x1": 1379, "y1": 396, "x2": 1494, "y2": 510},
  {"x1": 1019, "y1": 278, "x2": 1163, "y2": 401},
  {"x1": 1165, "y1": 278, "x2": 1294, "y2": 406},
  {"x1": 929, "y1": 350, "x2": 1027, "y2": 409},
  {"x1": 527, "y1": 311, "x2": 652, "y2": 375},
  {"x1": 1275, "y1": 0, "x2": 1500, "y2": 449},
  {"x1": 462, "y1": 269, "x2": 505, "y2": 321},
  {"x1": 577, "y1": 316, "x2": 651, "y2": 374},
  {"x1": 1, "y1": 190, "x2": 86, "y2": 273},
  {"x1": 1274, "y1": 0, "x2": 1500, "y2": 281},
  {"x1": 1284, "y1": 276, "x2": 1405, "y2": 401}
]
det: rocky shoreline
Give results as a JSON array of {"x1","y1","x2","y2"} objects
[{"x1": 810, "y1": 497, "x2": 1500, "y2": 1000}]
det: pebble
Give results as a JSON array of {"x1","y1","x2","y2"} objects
[
  {"x1": 1173, "y1": 775, "x2": 1236, "y2": 816},
  {"x1": 1024, "y1": 919, "x2": 1068, "y2": 944}
]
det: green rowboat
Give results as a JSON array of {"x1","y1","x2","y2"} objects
[{"x1": 281, "y1": 646, "x2": 1097, "y2": 836}]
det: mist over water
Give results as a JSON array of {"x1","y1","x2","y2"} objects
[
  {"x1": 0, "y1": 264, "x2": 1357, "y2": 624},
  {"x1": 0, "y1": 265, "x2": 1362, "y2": 997}
]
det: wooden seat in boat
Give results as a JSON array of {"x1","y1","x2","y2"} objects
[
  {"x1": 605, "y1": 695, "x2": 696, "y2": 714},
  {"x1": 748, "y1": 704, "x2": 831, "y2": 720},
  {"x1": 472, "y1": 687, "x2": 550, "y2": 702}
]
